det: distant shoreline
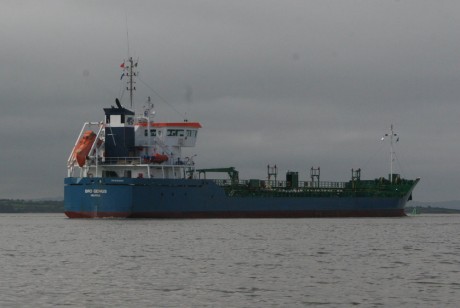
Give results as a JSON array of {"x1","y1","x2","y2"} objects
[{"x1": 0, "y1": 199, "x2": 63, "y2": 213}]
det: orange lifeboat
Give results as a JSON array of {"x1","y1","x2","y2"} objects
[
  {"x1": 151, "y1": 153, "x2": 169, "y2": 164},
  {"x1": 72, "y1": 131, "x2": 97, "y2": 167}
]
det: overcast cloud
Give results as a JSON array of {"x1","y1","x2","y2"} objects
[{"x1": 1, "y1": 0, "x2": 460, "y2": 201}]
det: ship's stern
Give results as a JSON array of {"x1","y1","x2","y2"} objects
[{"x1": 64, "y1": 177, "x2": 133, "y2": 218}]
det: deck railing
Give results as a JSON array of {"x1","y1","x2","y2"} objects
[
  {"x1": 99, "y1": 157, "x2": 144, "y2": 165},
  {"x1": 87, "y1": 156, "x2": 195, "y2": 167},
  {"x1": 211, "y1": 179, "x2": 347, "y2": 189}
]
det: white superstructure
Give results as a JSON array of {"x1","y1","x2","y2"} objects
[{"x1": 67, "y1": 58, "x2": 201, "y2": 180}]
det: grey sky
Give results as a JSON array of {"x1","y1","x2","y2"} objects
[{"x1": 1, "y1": 1, "x2": 460, "y2": 201}]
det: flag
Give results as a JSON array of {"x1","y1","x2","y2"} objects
[{"x1": 120, "y1": 62, "x2": 125, "y2": 68}]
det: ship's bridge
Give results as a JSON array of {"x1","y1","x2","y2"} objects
[{"x1": 135, "y1": 122, "x2": 202, "y2": 148}]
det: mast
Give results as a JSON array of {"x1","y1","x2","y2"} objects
[
  {"x1": 121, "y1": 57, "x2": 138, "y2": 108},
  {"x1": 381, "y1": 124, "x2": 399, "y2": 183},
  {"x1": 144, "y1": 96, "x2": 154, "y2": 154}
]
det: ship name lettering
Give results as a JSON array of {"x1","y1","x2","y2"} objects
[
  {"x1": 85, "y1": 189, "x2": 107, "y2": 194},
  {"x1": 93, "y1": 189, "x2": 107, "y2": 194}
]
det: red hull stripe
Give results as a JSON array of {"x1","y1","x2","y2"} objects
[
  {"x1": 65, "y1": 209, "x2": 406, "y2": 219},
  {"x1": 65, "y1": 211, "x2": 130, "y2": 219}
]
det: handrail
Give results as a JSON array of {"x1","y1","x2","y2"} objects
[
  {"x1": 87, "y1": 156, "x2": 196, "y2": 169},
  {"x1": 211, "y1": 179, "x2": 347, "y2": 189},
  {"x1": 210, "y1": 179, "x2": 415, "y2": 190}
]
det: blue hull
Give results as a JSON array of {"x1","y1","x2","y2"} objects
[{"x1": 64, "y1": 177, "x2": 413, "y2": 218}]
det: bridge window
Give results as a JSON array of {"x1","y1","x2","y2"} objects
[
  {"x1": 167, "y1": 129, "x2": 184, "y2": 137},
  {"x1": 145, "y1": 129, "x2": 157, "y2": 136},
  {"x1": 186, "y1": 130, "x2": 197, "y2": 137}
]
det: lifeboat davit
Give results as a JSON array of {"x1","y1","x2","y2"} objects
[
  {"x1": 151, "y1": 153, "x2": 169, "y2": 164},
  {"x1": 72, "y1": 131, "x2": 97, "y2": 167}
]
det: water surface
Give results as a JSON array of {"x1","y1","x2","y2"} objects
[{"x1": 1, "y1": 214, "x2": 459, "y2": 307}]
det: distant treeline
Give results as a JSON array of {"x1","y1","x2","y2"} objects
[{"x1": 0, "y1": 199, "x2": 64, "y2": 213}]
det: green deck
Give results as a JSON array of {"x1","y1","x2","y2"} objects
[
  {"x1": 197, "y1": 167, "x2": 419, "y2": 199},
  {"x1": 213, "y1": 178, "x2": 418, "y2": 198}
]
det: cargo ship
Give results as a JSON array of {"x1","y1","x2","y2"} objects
[{"x1": 64, "y1": 57, "x2": 419, "y2": 218}]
